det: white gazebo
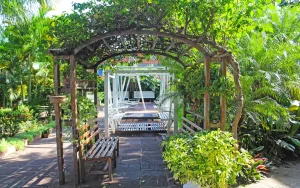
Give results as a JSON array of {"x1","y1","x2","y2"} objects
[{"x1": 103, "y1": 64, "x2": 177, "y2": 136}]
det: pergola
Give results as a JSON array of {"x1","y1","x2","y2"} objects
[{"x1": 48, "y1": 1, "x2": 244, "y2": 186}]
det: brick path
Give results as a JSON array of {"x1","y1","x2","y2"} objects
[
  {"x1": 0, "y1": 134, "x2": 72, "y2": 187},
  {"x1": 0, "y1": 133, "x2": 181, "y2": 188}
]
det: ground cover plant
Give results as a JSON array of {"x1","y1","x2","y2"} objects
[
  {"x1": 162, "y1": 130, "x2": 261, "y2": 187},
  {"x1": 0, "y1": 121, "x2": 55, "y2": 153}
]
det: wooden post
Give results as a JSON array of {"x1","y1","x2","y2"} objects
[
  {"x1": 220, "y1": 58, "x2": 226, "y2": 131},
  {"x1": 49, "y1": 96, "x2": 66, "y2": 185},
  {"x1": 183, "y1": 94, "x2": 187, "y2": 118},
  {"x1": 54, "y1": 62, "x2": 60, "y2": 95},
  {"x1": 174, "y1": 96, "x2": 178, "y2": 134},
  {"x1": 204, "y1": 57, "x2": 210, "y2": 130},
  {"x1": 70, "y1": 55, "x2": 80, "y2": 185},
  {"x1": 94, "y1": 68, "x2": 98, "y2": 106},
  {"x1": 104, "y1": 71, "x2": 109, "y2": 137}
]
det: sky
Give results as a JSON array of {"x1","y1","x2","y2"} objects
[{"x1": 47, "y1": 0, "x2": 89, "y2": 17}]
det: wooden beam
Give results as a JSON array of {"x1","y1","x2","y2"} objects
[
  {"x1": 220, "y1": 58, "x2": 226, "y2": 131},
  {"x1": 174, "y1": 96, "x2": 178, "y2": 134},
  {"x1": 70, "y1": 55, "x2": 80, "y2": 185},
  {"x1": 120, "y1": 35, "x2": 127, "y2": 51},
  {"x1": 94, "y1": 68, "x2": 98, "y2": 106},
  {"x1": 102, "y1": 38, "x2": 115, "y2": 52},
  {"x1": 54, "y1": 62, "x2": 60, "y2": 95},
  {"x1": 53, "y1": 101, "x2": 65, "y2": 185},
  {"x1": 204, "y1": 57, "x2": 210, "y2": 130},
  {"x1": 53, "y1": 55, "x2": 70, "y2": 61},
  {"x1": 105, "y1": 69, "x2": 169, "y2": 74},
  {"x1": 89, "y1": 50, "x2": 185, "y2": 68},
  {"x1": 151, "y1": 36, "x2": 158, "y2": 50}
]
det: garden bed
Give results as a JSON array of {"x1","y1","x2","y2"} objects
[{"x1": 0, "y1": 121, "x2": 55, "y2": 160}]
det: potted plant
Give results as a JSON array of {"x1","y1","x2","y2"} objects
[{"x1": 41, "y1": 127, "x2": 51, "y2": 138}]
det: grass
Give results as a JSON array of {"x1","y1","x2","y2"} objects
[
  {"x1": 6, "y1": 137, "x2": 25, "y2": 150},
  {"x1": 0, "y1": 138, "x2": 10, "y2": 153},
  {"x1": 0, "y1": 121, "x2": 56, "y2": 153}
]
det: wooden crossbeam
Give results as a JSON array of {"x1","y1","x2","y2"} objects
[{"x1": 102, "y1": 38, "x2": 115, "y2": 53}]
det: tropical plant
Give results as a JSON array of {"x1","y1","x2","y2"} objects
[
  {"x1": 162, "y1": 130, "x2": 261, "y2": 187},
  {"x1": 0, "y1": 3, "x2": 53, "y2": 108},
  {"x1": 236, "y1": 4, "x2": 300, "y2": 161}
]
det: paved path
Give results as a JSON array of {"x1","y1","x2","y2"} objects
[
  {"x1": 0, "y1": 134, "x2": 73, "y2": 187},
  {"x1": 1, "y1": 130, "x2": 300, "y2": 188},
  {"x1": 0, "y1": 132, "x2": 181, "y2": 188}
]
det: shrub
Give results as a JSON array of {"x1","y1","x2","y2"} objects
[
  {"x1": 16, "y1": 133, "x2": 34, "y2": 142},
  {"x1": 0, "y1": 105, "x2": 33, "y2": 137},
  {"x1": 162, "y1": 130, "x2": 261, "y2": 187}
]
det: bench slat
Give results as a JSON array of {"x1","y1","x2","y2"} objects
[
  {"x1": 82, "y1": 129, "x2": 100, "y2": 147},
  {"x1": 83, "y1": 138, "x2": 103, "y2": 159},
  {"x1": 106, "y1": 138, "x2": 118, "y2": 157},
  {"x1": 80, "y1": 130, "x2": 91, "y2": 140},
  {"x1": 99, "y1": 138, "x2": 114, "y2": 157},
  {"x1": 92, "y1": 138, "x2": 111, "y2": 159},
  {"x1": 86, "y1": 138, "x2": 106, "y2": 159}
]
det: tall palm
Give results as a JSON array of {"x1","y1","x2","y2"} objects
[{"x1": 0, "y1": 0, "x2": 52, "y2": 24}]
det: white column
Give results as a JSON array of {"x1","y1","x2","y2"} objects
[
  {"x1": 104, "y1": 72, "x2": 109, "y2": 137},
  {"x1": 136, "y1": 76, "x2": 146, "y2": 110},
  {"x1": 113, "y1": 74, "x2": 118, "y2": 108}
]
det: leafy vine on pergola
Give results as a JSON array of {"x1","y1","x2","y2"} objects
[
  {"x1": 47, "y1": 0, "x2": 270, "y2": 185},
  {"x1": 47, "y1": 0, "x2": 258, "y2": 140}
]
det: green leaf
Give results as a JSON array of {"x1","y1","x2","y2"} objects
[
  {"x1": 288, "y1": 100, "x2": 300, "y2": 112},
  {"x1": 251, "y1": 146, "x2": 264, "y2": 152},
  {"x1": 288, "y1": 137, "x2": 300, "y2": 147}
]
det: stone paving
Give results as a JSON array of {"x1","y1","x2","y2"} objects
[
  {"x1": 0, "y1": 134, "x2": 73, "y2": 188},
  {"x1": 0, "y1": 132, "x2": 181, "y2": 188}
]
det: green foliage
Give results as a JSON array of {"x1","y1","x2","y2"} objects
[
  {"x1": 0, "y1": 105, "x2": 33, "y2": 137},
  {"x1": 61, "y1": 95, "x2": 97, "y2": 126},
  {"x1": 162, "y1": 130, "x2": 260, "y2": 187},
  {"x1": 0, "y1": 4, "x2": 54, "y2": 108},
  {"x1": 236, "y1": 4, "x2": 300, "y2": 161},
  {"x1": 6, "y1": 137, "x2": 25, "y2": 150},
  {"x1": 0, "y1": 121, "x2": 55, "y2": 153}
]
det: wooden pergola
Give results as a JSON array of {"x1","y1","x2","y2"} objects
[{"x1": 48, "y1": 2, "x2": 244, "y2": 186}]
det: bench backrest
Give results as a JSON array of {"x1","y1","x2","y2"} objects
[{"x1": 79, "y1": 118, "x2": 101, "y2": 156}]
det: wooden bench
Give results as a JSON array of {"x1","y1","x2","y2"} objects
[{"x1": 79, "y1": 122, "x2": 119, "y2": 182}]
